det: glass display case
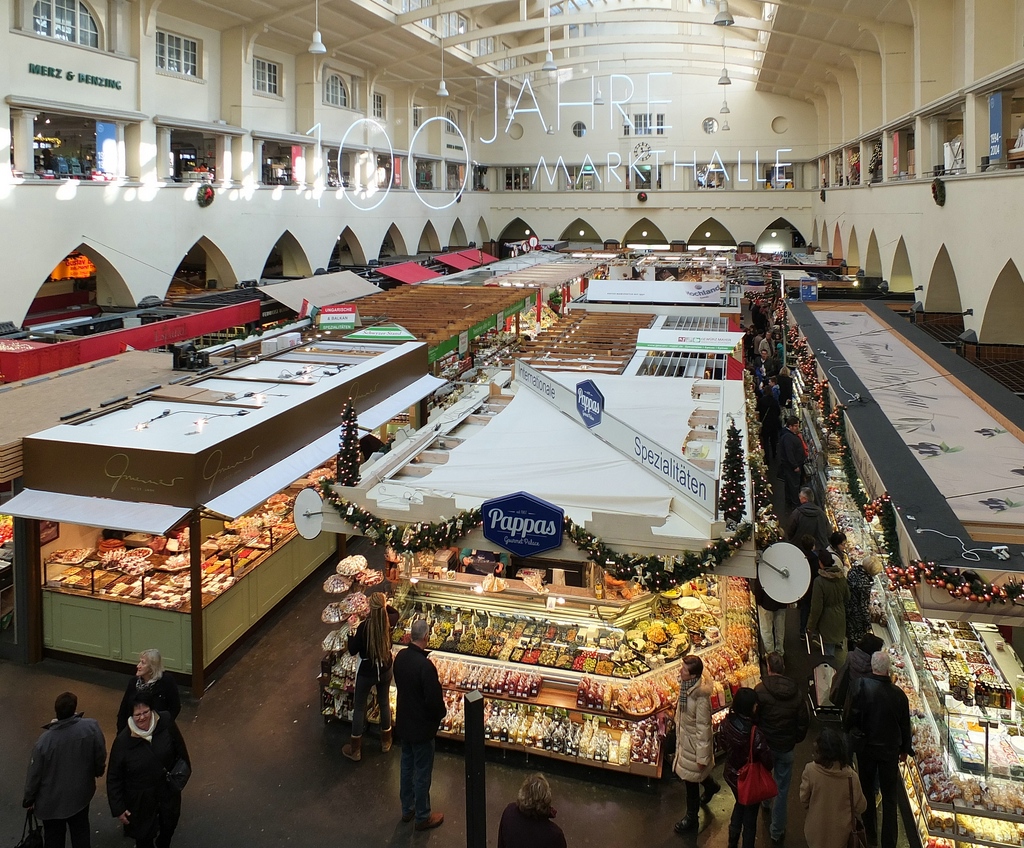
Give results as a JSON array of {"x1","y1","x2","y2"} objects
[
  {"x1": 316, "y1": 570, "x2": 760, "y2": 777},
  {"x1": 883, "y1": 587, "x2": 1024, "y2": 848}
]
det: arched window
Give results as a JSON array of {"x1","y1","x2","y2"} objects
[
  {"x1": 34, "y1": 0, "x2": 99, "y2": 47},
  {"x1": 325, "y1": 74, "x2": 348, "y2": 108},
  {"x1": 445, "y1": 109, "x2": 458, "y2": 134}
]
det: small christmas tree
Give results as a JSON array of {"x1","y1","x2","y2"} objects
[
  {"x1": 336, "y1": 399, "x2": 361, "y2": 486},
  {"x1": 719, "y1": 418, "x2": 746, "y2": 525}
]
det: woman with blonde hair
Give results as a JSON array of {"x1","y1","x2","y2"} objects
[
  {"x1": 343, "y1": 592, "x2": 399, "y2": 761},
  {"x1": 497, "y1": 773, "x2": 566, "y2": 848},
  {"x1": 116, "y1": 649, "x2": 181, "y2": 732}
]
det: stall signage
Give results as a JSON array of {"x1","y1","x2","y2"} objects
[
  {"x1": 635, "y1": 329, "x2": 744, "y2": 353},
  {"x1": 28, "y1": 63, "x2": 122, "y2": 89},
  {"x1": 575, "y1": 379, "x2": 604, "y2": 428},
  {"x1": 799, "y1": 280, "x2": 818, "y2": 302},
  {"x1": 344, "y1": 324, "x2": 416, "y2": 341},
  {"x1": 586, "y1": 280, "x2": 722, "y2": 304},
  {"x1": 319, "y1": 304, "x2": 358, "y2": 330},
  {"x1": 482, "y1": 491, "x2": 564, "y2": 557},
  {"x1": 989, "y1": 92, "x2": 1004, "y2": 161},
  {"x1": 514, "y1": 360, "x2": 716, "y2": 515}
]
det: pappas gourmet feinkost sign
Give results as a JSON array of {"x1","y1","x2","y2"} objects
[
  {"x1": 575, "y1": 379, "x2": 604, "y2": 428},
  {"x1": 482, "y1": 492, "x2": 564, "y2": 558}
]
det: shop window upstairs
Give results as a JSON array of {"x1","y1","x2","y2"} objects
[
  {"x1": 253, "y1": 58, "x2": 279, "y2": 95},
  {"x1": 156, "y1": 30, "x2": 199, "y2": 77},
  {"x1": 325, "y1": 74, "x2": 348, "y2": 108},
  {"x1": 34, "y1": 0, "x2": 99, "y2": 48}
]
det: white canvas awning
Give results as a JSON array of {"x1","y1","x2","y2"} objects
[
  {"x1": 257, "y1": 272, "x2": 379, "y2": 314},
  {"x1": 203, "y1": 375, "x2": 447, "y2": 519},
  {"x1": 3, "y1": 489, "x2": 191, "y2": 535}
]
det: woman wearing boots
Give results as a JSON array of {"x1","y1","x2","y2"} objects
[
  {"x1": 343, "y1": 592, "x2": 399, "y2": 761},
  {"x1": 672, "y1": 655, "x2": 720, "y2": 834},
  {"x1": 721, "y1": 688, "x2": 774, "y2": 848}
]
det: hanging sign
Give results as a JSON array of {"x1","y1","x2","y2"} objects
[
  {"x1": 635, "y1": 329, "x2": 744, "y2": 353},
  {"x1": 318, "y1": 304, "x2": 358, "y2": 330},
  {"x1": 575, "y1": 379, "x2": 604, "y2": 428},
  {"x1": 990, "y1": 92, "x2": 1004, "y2": 161},
  {"x1": 481, "y1": 491, "x2": 564, "y2": 557},
  {"x1": 799, "y1": 279, "x2": 818, "y2": 302},
  {"x1": 586, "y1": 280, "x2": 722, "y2": 304},
  {"x1": 344, "y1": 324, "x2": 415, "y2": 341}
]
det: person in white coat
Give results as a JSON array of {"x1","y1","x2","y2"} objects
[{"x1": 672, "y1": 655, "x2": 721, "y2": 833}]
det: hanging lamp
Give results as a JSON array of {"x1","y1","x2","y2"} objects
[{"x1": 308, "y1": 0, "x2": 327, "y2": 53}]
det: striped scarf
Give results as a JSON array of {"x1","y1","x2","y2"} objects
[{"x1": 678, "y1": 675, "x2": 700, "y2": 710}]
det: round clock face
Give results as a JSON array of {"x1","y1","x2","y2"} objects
[
  {"x1": 702, "y1": 117, "x2": 720, "y2": 135},
  {"x1": 632, "y1": 141, "x2": 652, "y2": 162}
]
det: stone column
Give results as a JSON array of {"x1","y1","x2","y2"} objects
[
  {"x1": 156, "y1": 126, "x2": 172, "y2": 181},
  {"x1": 11, "y1": 109, "x2": 38, "y2": 176}
]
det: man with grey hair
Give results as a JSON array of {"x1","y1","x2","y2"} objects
[
  {"x1": 393, "y1": 617, "x2": 446, "y2": 831},
  {"x1": 845, "y1": 651, "x2": 913, "y2": 848}
]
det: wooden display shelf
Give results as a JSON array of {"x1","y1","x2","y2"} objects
[{"x1": 444, "y1": 679, "x2": 667, "y2": 722}]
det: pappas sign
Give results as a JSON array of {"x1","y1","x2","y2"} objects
[
  {"x1": 575, "y1": 379, "x2": 604, "y2": 429},
  {"x1": 482, "y1": 492, "x2": 564, "y2": 558}
]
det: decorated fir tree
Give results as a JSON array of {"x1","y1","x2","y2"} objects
[
  {"x1": 719, "y1": 418, "x2": 746, "y2": 525},
  {"x1": 336, "y1": 399, "x2": 361, "y2": 486}
]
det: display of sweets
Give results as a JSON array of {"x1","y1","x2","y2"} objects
[
  {"x1": 432, "y1": 657, "x2": 541, "y2": 699},
  {"x1": 440, "y1": 690, "x2": 465, "y2": 735},
  {"x1": 629, "y1": 716, "x2": 661, "y2": 765}
]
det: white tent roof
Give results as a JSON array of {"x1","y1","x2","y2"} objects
[
  {"x1": 257, "y1": 272, "x2": 379, "y2": 313},
  {"x1": 403, "y1": 388, "x2": 678, "y2": 519}
]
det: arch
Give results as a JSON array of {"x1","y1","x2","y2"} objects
[
  {"x1": 980, "y1": 261, "x2": 1024, "y2": 344},
  {"x1": 889, "y1": 237, "x2": 914, "y2": 293},
  {"x1": 448, "y1": 218, "x2": 468, "y2": 249},
  {"x1": 379, "y1": 223, "x2": 408, "y2": 259},
  {"x1": 330, "y1": 226, "x2": 367, "y2": 267},
  {"x1": 475, "y1": 216, "x2": 490, "y2": 244},
  {"x1": 847, "y1": 227, "x2": 861, "y2": 268},
  {"x1": 686, "y1": 218, "x2": 735, "y2": 249},
  {"x1": 417, "y1": 221, "x2": 441, "y2": 253},
  {"x1": 863, "y1": 231, "x2": 883, "y2": 278},
  {"x1": 820, "y1": 222, "x2": 828, "y2": 252},
  {"x1": 755, "y1": 217, "x2": 804, "y2": 252},
  {"x1": 166, "y1": 236, "x2": 237, "y2": 297},
  {"x1": 623, "y1": 218, "x2": 668, "y2": 246},
  {"x1": 261, "y1": 230, "x2": 312, "y2": 278},
  {"x1": 559, "y1": 217, "x2": 602, "y2": 243},
  {"x1": 811, "y1": 218, "x2": 818, "y2": 249},
  {"x1": 498, "y1": 217, "x2": 535, "y2": 241},
  {"x1": 831, "y1": 223, "x2": 843, "y2": 260},
  {"x1": 25, "y1": 243, "x2": 135, "y2": 324},
  {"x1": 924, "y1": 246, "x2": 963, "y2": 313}
]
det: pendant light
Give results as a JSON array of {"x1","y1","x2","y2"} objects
[
  {"x1": 542, "y1": 0, "x2": 557, "y2": 72},
  {"x1": 713, "y1": 0, "x2": 735, "y2": 27},
  {"x1": 437, "y1": 36, "x2": 449, "y2": 97},
  {"x1": 308, "y1": 0, "x2": 327, "y2": 54},
  {"x1": 718, "y1": 39, "x2": 731, "y2": 85},
  {"x1": 720, "y1": 97, "x2": 730, "y2": 114},
  {"x1": 593, "y1": 59, "x2": 604, "y2": 106}
]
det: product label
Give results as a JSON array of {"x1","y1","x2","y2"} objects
[{"x1": 481, "y1": 491, "x2": 564, "y2": 558}]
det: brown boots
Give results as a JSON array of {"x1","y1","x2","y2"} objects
[
  {"x1": 381, "y1": 728, "x2": 393, "y2": 753},
  {"x1": 342, "y1": 736, "x2": 362, "y2": 762}
]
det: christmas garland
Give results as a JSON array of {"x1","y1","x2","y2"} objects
[
  {"x1": 931, "y1": 177, "x2": 945, "y2": 207},
  {"x1": 887, "y1": 561, "x2": 1024, "y2": 607},
  {"x1": 743, "y1": 373, "x2": 784, "y2": 548},
  {"x1": 197, "y1": 184, "x2": 215, "y2": 207},
  {"x1": 318, "y1": 483, "x2": 752, "y2": 591}
]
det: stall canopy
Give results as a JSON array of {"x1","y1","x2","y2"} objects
[
  {"x1": 376, "y1": 263, "x2": 442, "y2": 285},
  {"x1": 202, "y1": 374, "x2": 446, "y2": 519},
  {"x1": 434, "y1": 252, "x2": 477, "y2": 272},
  {"x1": 2, "y1": 489, "x2": 191, "y2": 535},
  {"x1": 257, "y1": 272, "x2": 379, "y2": 313}
]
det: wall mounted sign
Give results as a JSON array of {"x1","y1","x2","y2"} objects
[
  {"x1": 575, "y1": 379, "x2": 604, "y2": 428},
  {"x1": 481, "y1": 491, "x2": 564, "y2": 558},
  {"x1": 28, "y1": 63, "x2": 122, "y2": 89}
]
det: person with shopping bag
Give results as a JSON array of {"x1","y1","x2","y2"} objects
[
  {"x1": 799, "y1": 727, "x2": 867, "y2": 848},
  {"x1": 720, "y1": 688, "x2": 775, "y2": 848}
]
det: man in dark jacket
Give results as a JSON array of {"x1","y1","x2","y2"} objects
[
  {"x1": 393, "y1": 618, "x2": 447, "y2": 831},
  {"x1": 845, "y1": 652, "x2": 913, "y2": 848},
  {"x1": 786, "y1": 488, "x2": 832, "y2": 551},
  {"x1": 755, "y1": 653, "x2": 809, "y2": 847},
  {"x1": 777, "y1": 418, "x2": 807, "y2": 509},
  {"x1": 23, "y1": 692, "x2": 106, "y2": 848}
]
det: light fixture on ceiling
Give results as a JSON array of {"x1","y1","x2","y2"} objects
[
  {"x1": 308, "y1": 0, "x2": 327, "y2": 54},
  {"x1": 713, "y1": 0, "x2": 735, "y2": 27},
  {"x1": 718, "y1": 40, "x2": 731, "y2": 85},
  {"x1": 437, "y1": 36, "x2": 449, "y2": 97},
  {"x1": 721, "y1": 120, "x2": 731, "y2": 131},
  {"x1": 594, "y1": 59, "x2": 604, "y2": 106},
  {"x1": 720, "y1": 97, "x2": 730, "y2": 114},
  {"x1": 546, "y1": 124, "x2": 555, "y2": 134},
  {"x1": 542, "y1": 0, "x2": 557, "y2": 72}
]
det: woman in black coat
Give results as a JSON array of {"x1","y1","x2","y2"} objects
[
  {"x1": 117, "y1": 649, "x2": 181, "y2": 732},
  {"x1": 720, "y1": 688, "x2": 774, "y2": 848},
  {"x1": 108, "y1": 695, "x2": 190, "y2": 848}
]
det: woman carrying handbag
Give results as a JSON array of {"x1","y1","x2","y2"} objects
[
  {"x1": 720, "y1": 688, "x2": 774, "y2": 848},
  {"x1": 799, "y1": 727, "x2": 867, "y2": 848}
]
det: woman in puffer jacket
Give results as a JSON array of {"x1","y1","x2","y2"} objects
[{"x1": 720, "y1": 687, "x2": 774, "y2": 848}]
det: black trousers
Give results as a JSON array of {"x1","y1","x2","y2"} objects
[
  {"x1": 684, "y1": 776, "x2": 720, "y2": 816},
  {"x1": 857, "y1": 753, "x2": 901, "y2": 848},
  {"x1": 728, "y1": 788, "x2": 760, "y2": 848},
  {"x1": 43, "y1": 805, "x2": 91, "y2": 848}
]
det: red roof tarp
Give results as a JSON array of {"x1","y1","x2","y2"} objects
[
  {"x1": 434, "y1": 252, "x2": 477, "y2": 271},
  {"x1": 377, "y1": 262, "x2": 442, "y2": 284},
  {"x1": 458, "y1": 249, "x2": 498, "y2": 265}
]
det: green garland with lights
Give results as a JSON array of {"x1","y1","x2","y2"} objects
[
  {"x1": 318, "y1": 484, "x2": 753, "y2": 591},
  {"x1": 887, "y1": 560, "x2": 1024, "y2": 607},
  {"x1": 743, "y1": 373, "x2": 785, "y2": 548}
]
